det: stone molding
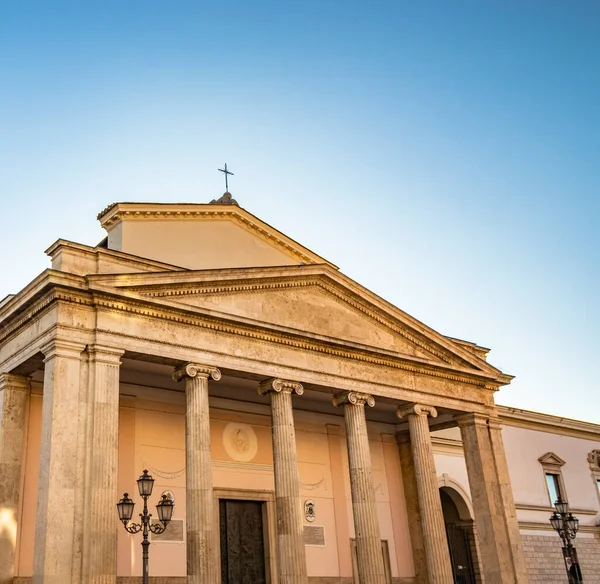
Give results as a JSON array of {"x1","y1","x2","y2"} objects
[
  {"x1": 587, "y1": 449, "x2": 600, "y2": 471},
  {"x1": 40, "y1": 338, "x2": 86, "y2": 361},
  {"x1": 258, "y1": 377, "x2": 304, "y2": 396},
  {"x1": 454, "y1": 412, "x2": 489, "y2": 427},
  {"x1": 537, "y1": 452, "x2": 566, "y2": 471},
  {"x1": 172, "y1": 362, "x2": 221, "y2": 382},
  {"x1": 132, "y1": 276, "x2": 451, "y2": 365},
  {"x1": 332, "y1": 390, "x2": 375, "y2": 408},
  {"x1": 86, "y1": 344, "x2": 125, "y2": 365},
  {"x1": 397, "y1": 403, "x2": 438, "y2": 419},
  {"x1": 515, "y1": 503, "x2": 597, "y2": 516},
  {"x1": 2, "y1": 285, "x2": 494, "y2": 392},
  {"x1": 96, "y1": 202, "x2": 331, "y2": 267},
  {"x1": 0, "y1": 372, "x2": 30, "y2": 392},
  {"x1": 498, "y1": 405, "x2": 600, "y2": 440}
]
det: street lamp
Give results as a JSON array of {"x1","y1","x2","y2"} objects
[
  {"x1": 117, "y1": 469, "x2": 175, "y2": 584},
  {"x1": 550, "y1": 499, "x2": 583, "y2": 583}
]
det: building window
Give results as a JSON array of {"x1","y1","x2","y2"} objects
[
  {"x1": 587, "y1": 450, "x2": 600, "y2": 506},
  {"x1": 545, "y1": 472, "x2": 562, "y2": 505},
  {"x1": 538, "y1": 452, "x2": 567, "y2": 506}
]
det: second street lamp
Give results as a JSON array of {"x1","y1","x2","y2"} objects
[
  {"x1": 550, "y1": 499, "x2": 583, "y2": 583},
  {"x1": 117, "y1": 469, "x2": 175, "y2": 584}
]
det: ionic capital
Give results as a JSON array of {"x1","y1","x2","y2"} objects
[
  {"x1": 332, "y1": 391, "x2": 375, "y2": 408},
  {"x1": 397, "y1": 403, "x2": 438, "y2": 420},
  {"x1": 173, "y1": 363, "x2": 221, "y2": 383},
  {"x1": 258, "y1": 378, "x2": 304, "y2": 396}
]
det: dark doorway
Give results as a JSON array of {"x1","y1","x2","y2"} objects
[
  {"x1": 440, "y1": 489, "x2": 476, "y2": 584},
  {"x1": 219, "y1": 499, "x2": 267, "y2": 584}
]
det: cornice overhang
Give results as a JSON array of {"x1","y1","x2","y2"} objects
[
  {"x1": 87, "y1": 284, "x2": 502, "y2": 389},
  {"x1": 1, "y1": 265, "x2": 510, "y2": 392},
  {"x1": 85, "y1": 263, "x2": 508, "y2": 385},
  {"x1": 498, "y1": 405, "x2": 600, "y2": 440},
  {"x1": 44, "y1": 239, "x2": 188, "y2": 272},
  {"x1": 0, "y1": 270, "x2": 88, "y2": 325},
  {"x1": 96, "y1": 202, "x2": 337, "y2": 269}
]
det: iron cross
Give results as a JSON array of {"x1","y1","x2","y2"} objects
[{"x1": 218, "y1": 163, "x2": 234, "y2": 192}]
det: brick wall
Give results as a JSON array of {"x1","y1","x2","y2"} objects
[{"x1": 521, "y1": 533, "x2": 600, "y2": 583}]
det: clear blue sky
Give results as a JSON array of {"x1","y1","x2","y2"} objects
[{"x1": 1, "y1": 1, "x2": 598, "y2": 422}]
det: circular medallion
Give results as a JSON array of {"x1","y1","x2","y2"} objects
[{"x1": 223, "y1": 422, "x2": 258, "y2": 462}]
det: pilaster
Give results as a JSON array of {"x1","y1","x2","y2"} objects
[
  {"x1": 488, "y1": 416, "x2": 530, "y2": 583},
  {"x1": 258, "y1": 378, "x2": 308, "y2": 584},
  {"x1": 173, "y1": 363, "x2": 221, "y2": 584},
  {"x1": 397, "y1": 404, "x2": 453, "y2": 584},
  {"x1": 456, "y1": 412, "x2": 522, "y2": 584},
  {"x1": 0, "y1": 373, "x2": 30, "y2": 584},
  {"x1": 33, "y1": 339, "x2": 86, "y2": 584},
  {"x1": 333, "y1": 391, "x2": 386, "y2": 584}
]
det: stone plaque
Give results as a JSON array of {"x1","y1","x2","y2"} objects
[
  {"x1": 151, "y1": 519, "x2": 184, "y2": 541},
  {"x1": 303, "y1": 525, "x2": 325, "y2": 546}
]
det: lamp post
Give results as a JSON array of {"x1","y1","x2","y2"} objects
[
  {"x1": 550, "y1": 499, "x2": 583, "y2": 583},
  {"x1": 117, "y1": 469, "x2": 175, "y2": 584}
]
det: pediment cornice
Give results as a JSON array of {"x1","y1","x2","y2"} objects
[
  {"x1": 97, "y1": 202, "x2": 337, "y2": 269},
  {"x1": 1, "y1": 265, "x2": 510, "y2": 391},
  {"x1": 86, "y1": 264, "x2": 506, "y2": 381}
]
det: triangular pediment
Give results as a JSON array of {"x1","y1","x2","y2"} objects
[
  {"x1": 538, "y1": 452, "x2": 566, "y2": 467},
  {"x1": 97, "y1": 202, "x2": 336, "y2": 271},
  {"x1": 89, "y1": 265, "x2": 504, "y2": 379}
]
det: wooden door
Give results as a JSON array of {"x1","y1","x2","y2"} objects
[{"x1": 219, "y1": 499, "x2": 266, "y2": 584}]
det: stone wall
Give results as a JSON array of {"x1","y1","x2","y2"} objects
[{"x1": 521, "y1": 533, "x2": 600, "y2": 583}]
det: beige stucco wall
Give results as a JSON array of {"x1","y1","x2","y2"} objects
[
  {"x1": 111, "y1": 219, "x2": 297, "y2": 269},
  {"x1": 15, "y1": 384, "x2": 416, "y2": 580},
  {"x1": 502, "y1": 425, "x2": 600, "y2": 514}
]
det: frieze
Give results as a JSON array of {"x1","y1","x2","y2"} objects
[
  {"x1": 1, "y1": 283, "x2": 502, "y2": 391},
  {"x1": 91, "y1": 301, "x2": 493, "y2": 389}
]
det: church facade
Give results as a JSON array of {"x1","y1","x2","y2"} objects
[{"x1": 0, "y1": 196, "x2": 598, "y2": 584}]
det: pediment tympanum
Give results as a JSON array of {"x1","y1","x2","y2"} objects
[
  {"x1": 90, "y1": 265, "x2": 501, "y2": 377},
  {"x1": 151, "y1": 284, "x2": 432, "y2": 359}
]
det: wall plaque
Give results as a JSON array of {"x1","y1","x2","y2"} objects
[
  {"x1": 150, "y1": 519, "x2": 184, "y2": 542},
  {"x1": 223, "y1": 422, "x2": 258, "y2": 462},
  {"x1": 303, "y1": 525, "x2": 325, "y2": 546}
]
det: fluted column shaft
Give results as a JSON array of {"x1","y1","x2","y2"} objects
[
  {"x1": 0, "y1": 373, "x2": 30, "y2": 584},
  {"x1": 82, "y1": 345, "x2": 124, "y2": 583},
  {"x1": 333, "y1": 391, "x2": 386, "y2": 584},
  {"x1": 398, "y1": 404, "x2": 453, "y2": 584},
  {"x1": 174, "y1": 363, "x2": 221, "y2": 584},
  {"x1": 259, "y1": 378, "x2": 308, "y2": 584}
]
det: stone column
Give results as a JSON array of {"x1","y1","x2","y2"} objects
[
  {"x1": 332, "y1": 391, "x2": 386, "y2": 584},
  {"x1": 0, "y1": 373, "x2": 30, "y2": 584},
  {"x1": 395, "y1": 436, "x2": 429, "y2": 584},
  {"x1": 174, "y1": 363, "x2": 221, "y2": 584},
  {"x1": 397, "y1": 404, "x2": 453, "y2": 584},
  {"x1": 81, "y1": 345, "x2": 124, "y2": 584},
  {"x1": 34, "y1": 339, "x2": 86, "y2": 584},
  {"x1": 456, "y1": 412, "x2": 528, "y2": 584},
  {"x1": 258, "y1": 378, "x2": 308, "y2": 584}
]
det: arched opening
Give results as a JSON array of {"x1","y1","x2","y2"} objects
[{"x1": 440, "y1": 486, "x2": 479, "y2": 584}]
